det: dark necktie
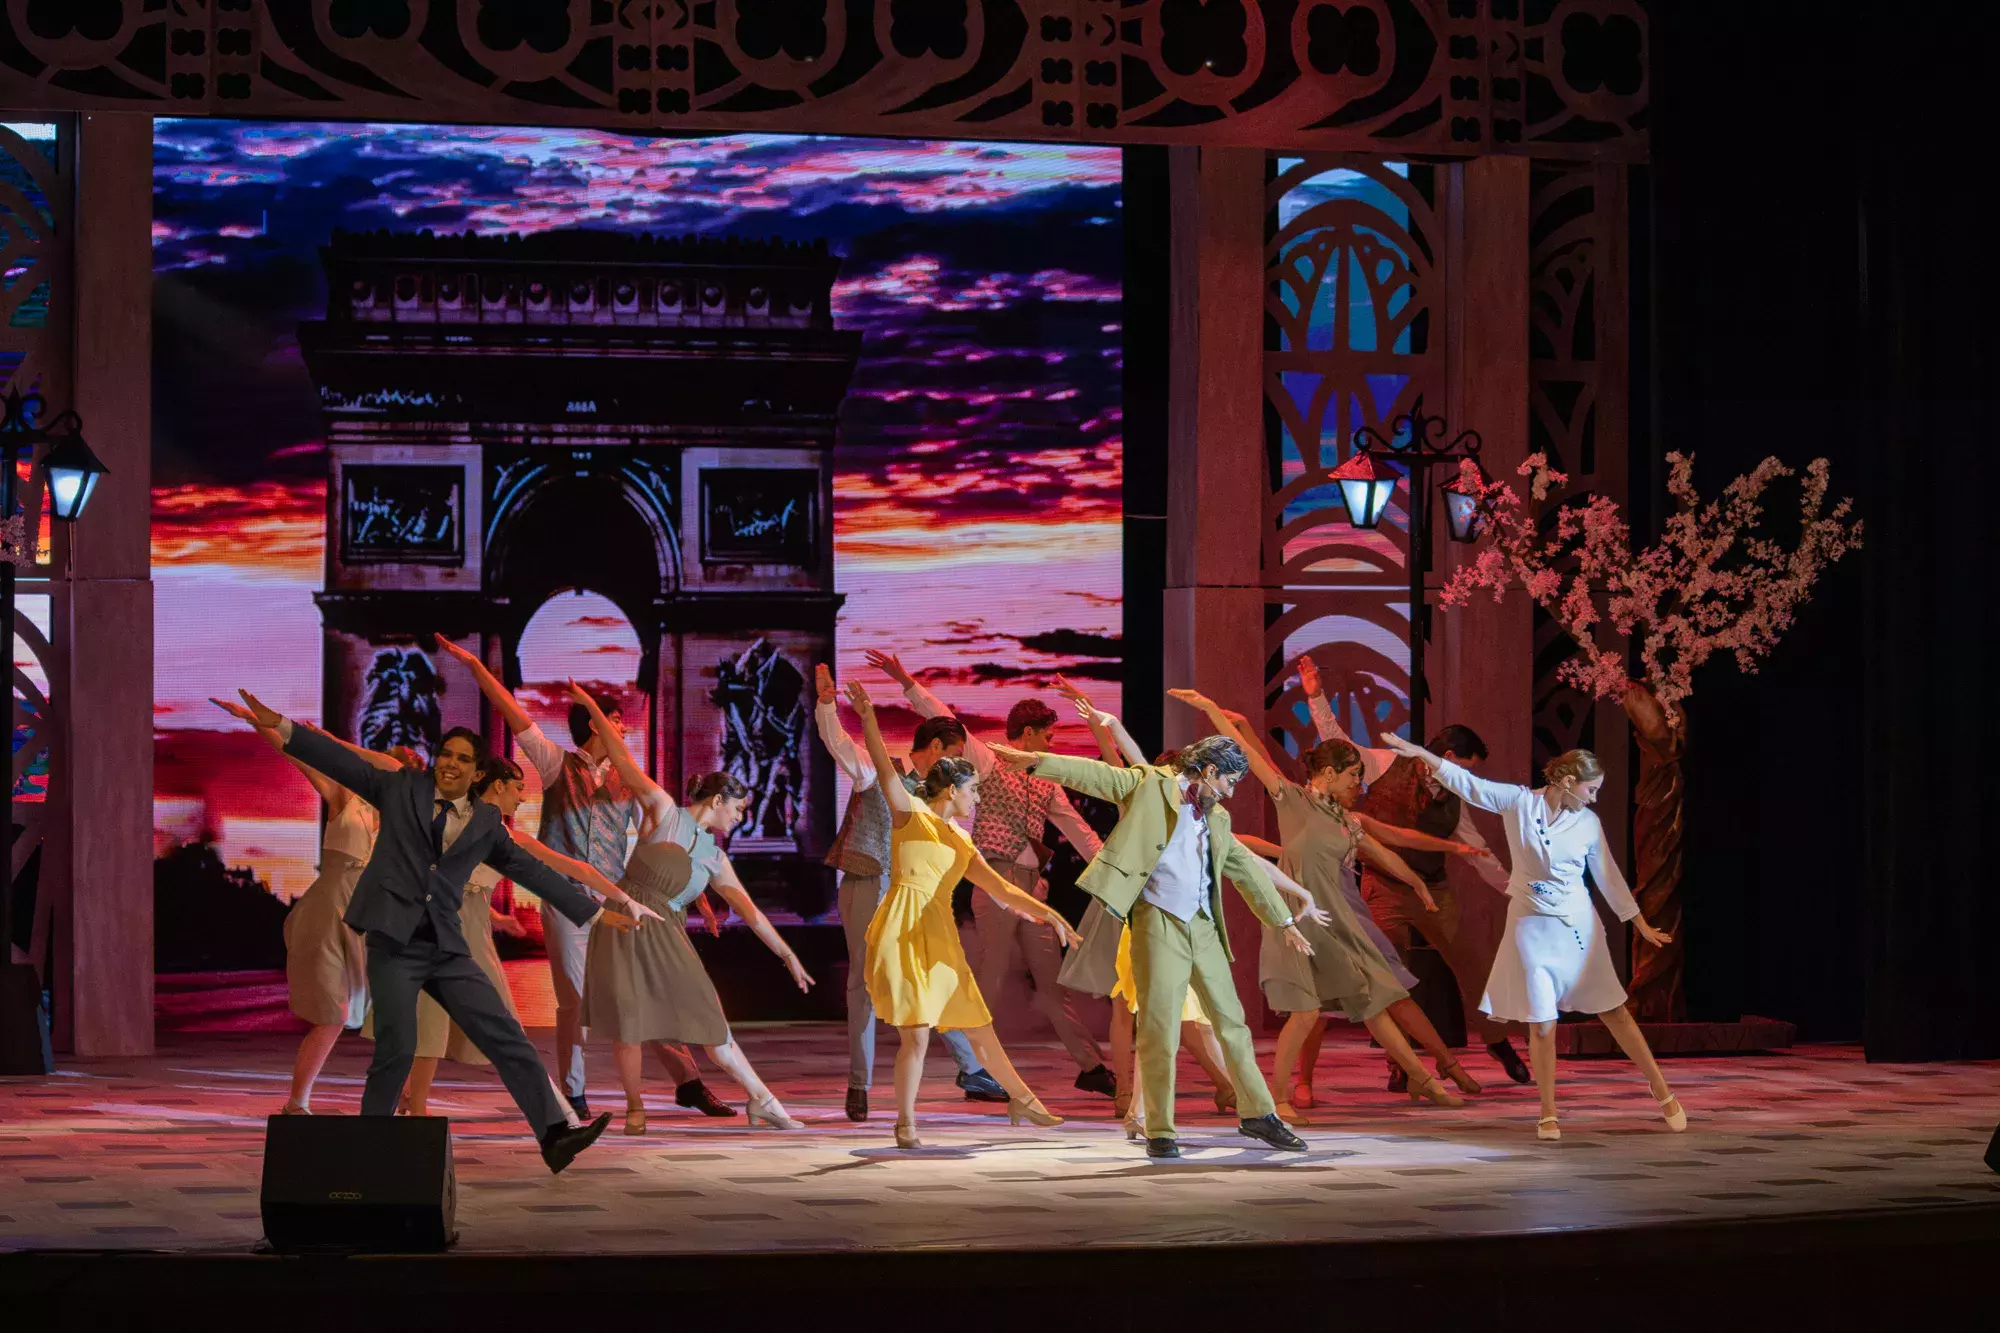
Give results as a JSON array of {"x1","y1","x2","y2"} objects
[{"x1": 431, "y1": 798, "x2": 453, "y2": 858}]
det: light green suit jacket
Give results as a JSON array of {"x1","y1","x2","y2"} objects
[{"x1": 1027, "y1": 754, "x2": 1293, "y2": 961}]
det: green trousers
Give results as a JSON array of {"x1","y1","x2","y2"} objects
[{"x1": 1129, "y1": 902, "x2": 1275, "y2": 1138}]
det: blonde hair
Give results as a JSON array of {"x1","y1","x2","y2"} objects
[{"x1": 1543, "y1": 748, "x2": 1604, "y2": 787}]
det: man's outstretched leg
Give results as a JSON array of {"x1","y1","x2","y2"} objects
[{"x1": 429, "y1": 950, "x2": 609, "y2": 1173}]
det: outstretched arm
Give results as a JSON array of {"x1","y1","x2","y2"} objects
[
  {"x1": 485, "y1": 834, "x2": 639, "y2": 931},
  {"x1": 962, "y1": 852, "x2": 1082, "y2": 946},
  {"x1": 1053, "y1": 676, "x2": 1125, "y2": 765},
  {"x1": 1255, "y1": 855, "x2": 1332, "y2": 927},
  {"x1": 868, "y1": 649, "x2": 999, "y2": 776},
  {"x1": 1168, "y1": 688, "x2": 1287, "y2": 794},
  {"x1": 1218, "y1": 836, "x2": 1313, "y2": 955},
  {"x1": 239, "y1": 691, "x2": 394, "y2": 810},
  {"x1": 1299, "y1": 656, "x2": 1399, "y2": 784},
  {"x1": 569, "y1": 681, "x2": 672, "y2": 826},
  {"x1": 435, "y1": 635, "x2": 533, "y2": 735},
  {"x1": 1379, "y1": 734, "x2": 1525, "y2": 814},
  {"x1": 212, "y1": 698, "x2": 346, "y2": 809},
  {"x1": 845, "y1": 681, "x2": 914, "y2": 819},
  {"x1": 813, "y1": 664, "x2": 878, "y2": 789},
  {"x1": 708, "y1": 853, "x2": 815, "y2": 992},
  {"x1": 1357, "y1": 833, "x2": 1439, "y2": 912},
  {"x1": 502, "y1": 827, "x2": 661, "y2": 921},
  {"x1": 994, "y1": 748, "x2": 1147, "y2": 805},
  {"x1": 1354, "y1": 812, "x2": 1489, "y2": 860}
]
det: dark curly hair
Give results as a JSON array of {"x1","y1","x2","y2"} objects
[
  {"x1": 1174, "y1": 735, "x2": 1249, "y2": 780},
  {"x1": 687, "y1": 771, "x2": 749, "y2": 804},
  {"x1": 1304, "y1": 738, "x2": 1362, "y2": 777},
  {"x1": 471, "y1": 755, "x2": 523, "y2": 797},
  {"x1": 1004, "y1": 698, "x2": 1059, "y2": 739},
  {"x1": 914, "y1": 755, "x2": 978, "y2": 802}
]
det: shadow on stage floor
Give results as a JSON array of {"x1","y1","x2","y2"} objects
[{"x1": 4, "y1": 1025, "x2": 1997, "y2": 1329}]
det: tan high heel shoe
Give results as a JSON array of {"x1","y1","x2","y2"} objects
[
  {"x1": 1658, "y1": 1092, "x2": 1688, "y2": 1132},
  {"x1": 1436, "y1": 1055, "x2": 1483, "y2": 1095},
  {"x1": 1536, "y1": 1114, "x2": 1562, "y2": 1141},
  {"x1": 894, "y1": 1119, "x2": 922, "y2": 1150},
  {"x1": 1007, "y1": 1098, "x2": 1063, "y2": 1128},
  {"x1": 746, "y1": 1096, "x2": 802, "y2": 1130},
  {"x1": 1124, "y1": 1112, "x2": 1145, "y2": 1142},
  {"x1": 622, "y1": 1106, "x2": 648, "y2": 1136},
  {"x1": 1274, "y1": 1101, "x2": 1309, "y2": 1127},
  {"x1": 1406, "y1": 1071, "x2": 1466, "y2": 1108}
]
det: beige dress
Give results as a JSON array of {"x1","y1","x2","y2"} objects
[
  {"x1": 283, "y1": 798, "x2": 377, "y2": 1027},
  {"x1": 1259, "y1": 782, "x2": 1413, "y2": 1021},
  {"x1": 582, "y1": 808, "x2": 732, "y2": 1047}
]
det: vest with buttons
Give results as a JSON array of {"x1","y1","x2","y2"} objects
[
  {"x1": 824, "y1": 778, "x2": 896, "y2": 878},
  {"x1": 534, "y1": 748, "x2": 641, "y2": 883},
  {"x1": 1354, "y1": 754, "x2": 1459, "y2": 883}
]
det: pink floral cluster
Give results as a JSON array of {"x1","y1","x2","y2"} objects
[{"x1": 1438, "y1": 451, "x2": 1862, "y2": 717}]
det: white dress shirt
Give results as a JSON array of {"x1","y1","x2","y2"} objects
[
  {"x1": 515, "y1": 721, "x2": 614, "y2": 791},
  {"x1": 1307, "y1": 694, "x2": 1510, "y2": 892},
  {"x1": 814, "y1": 700, "x2": 882, "y2": 791},
  {"x1": 1431, "y1": 760, "x2": 1639, "y2": 929},
  {"x1": 1141, "y1": 777, "x2": 1212, "y2": 923}
]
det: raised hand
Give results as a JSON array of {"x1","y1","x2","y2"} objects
[
  {"x1": 599, "y1": 907, "x2": 644, "y2": 934},
  {"x1": 209, "y1": 697, "x2": 257, "y2": 724},
  {"x1": 863, "y1": 649, "x2": 916, "y2": 689},
  {"x1": 1166, "y1": 687, "x2": 1221, "y2": 716},
  {"x1": 1295, "y1": 653, "x2": 1322, "y2": 698},
  {"x1": 843, "y1": 679, "x2": 875, "y2": 720},
  {"x1": 814, "y1": 663, "x2": 837, "y2": 706},
  {"x1": 565, "y1": 678, "x2": 592, "y2": 707},
  {"x1": 236, "y1": 689, "x2": 284, "y2": 730},
  {"x1": 988, "y1": 743, "x2": 1039, "y2": 771},
  {"x1": 434, "y1": 634, "x2": 479, "y2": 666},
  {"x1": 1053, "y1": 674, "x2": 1093, "y2": 709},
  {"x1": 1380, "y1": 731, "x2": 1426, "y2": 759},
  {"x1": 1634, "y1": 918, "x2": 1674, "y2": 948}
]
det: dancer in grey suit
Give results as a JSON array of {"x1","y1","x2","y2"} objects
[{"x1": 236, "y1": 690, "x2": 652, "y2": 1173}]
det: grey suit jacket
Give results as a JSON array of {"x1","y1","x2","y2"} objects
[{"x1": 283, "y1": 726, "x2": 601, "y2": 953}]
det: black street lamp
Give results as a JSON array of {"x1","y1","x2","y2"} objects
[
  {"x1": 1345, "y1": 398, "x2": 1483, "y2": 745},
  {"x1": 0, "y1": 387, "x2": 108, "y2": 1075}
]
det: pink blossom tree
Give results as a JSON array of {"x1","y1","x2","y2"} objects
[{"x1": 1439, "y1": 451, "x2": 1861, "y2": 1018}]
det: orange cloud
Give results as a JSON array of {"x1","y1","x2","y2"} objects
[{"x1": 152, "y1": 482, "x2": 325, "y2": 573}]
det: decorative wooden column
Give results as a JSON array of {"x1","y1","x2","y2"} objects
[
  {"x1": 1163, "y1": 146, "x2": 1269, "y2": 1009},
  {"x1": 1432, "y1": 156, "x2": 1534, "y2": 996},
  {"x1": 58, "y1": 113, "x2": 155, "y2": 1056}
]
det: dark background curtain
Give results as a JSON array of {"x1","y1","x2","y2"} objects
[{"x1": 1652, "y1": 1, "x2": 2000, "y2": 1057}]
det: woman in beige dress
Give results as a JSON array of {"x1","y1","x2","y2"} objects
[
  {"x1": 212, "y1": 700, "x2": 384, "y2": 1116},
  {"x1": 570, "y1": 686, "x2": 814, "y2": 1135}
]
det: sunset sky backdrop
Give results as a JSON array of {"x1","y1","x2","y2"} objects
[{"x1": 151, "y1": 122, "x2": 1123, "y2": 903}]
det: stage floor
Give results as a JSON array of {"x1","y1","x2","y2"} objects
[{"x1": 4, "y1": 1025, "x2": 1997, "y2": 1256}]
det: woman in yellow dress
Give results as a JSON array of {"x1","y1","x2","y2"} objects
[{"x1": 845, "y1": 681, "x2": 1081, "y2": 1149}]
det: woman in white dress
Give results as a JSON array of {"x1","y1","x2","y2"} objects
[{"x1": 1379, "y1": 735, "x2": 1687, "y2": 1140}]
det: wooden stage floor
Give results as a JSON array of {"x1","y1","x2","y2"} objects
[{"x1": 4, "y1": 1023, "x2": 1997, "y2": 1260}]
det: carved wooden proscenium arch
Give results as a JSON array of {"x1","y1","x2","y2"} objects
[{"x1": 0, "y1": 1, "x2": 1646, "y2": 160}]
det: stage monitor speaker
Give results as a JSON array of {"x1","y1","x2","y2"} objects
[{"x1": 261, "y1": 1114, "x2": 457, "y2": 1253}]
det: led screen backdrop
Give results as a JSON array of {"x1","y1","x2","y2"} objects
[{"x1": 151, "y1": 122, "x2": 1122, "y2": 996}]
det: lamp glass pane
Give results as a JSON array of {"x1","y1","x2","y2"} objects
[
  {"x1": 47, "y1": 467, "x2": 97, "y2": 521},
  {"x1": 1339, "y1": 476, "x2": 1383, "y2": 528},
  {"x1": 1443, "y1": 488, "x2": 1481, "y2": 541}
]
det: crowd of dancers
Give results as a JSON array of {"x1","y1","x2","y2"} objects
[{"x1": 224, "y1": 641, "x2": 1686, "y2": 1173}]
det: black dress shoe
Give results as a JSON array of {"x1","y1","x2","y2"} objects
[
  {"x1": 564, "y1": 1091, "x2": 592, "y2": 1120},
  {"x1": 675, "y1": 1079, "x2": 736, "y2": 1118},
  {"x1": 1386, "y1": 1064, "x2": 1409, "y2": 1093},
  {"x1": 1238, "y1": 1114, "x2": 1307, "y2": 1151},
  {"x1": 1073, "y1": 1064, "x2": 1118, "y2": 1098},
  {"x1": 540, "y1": 1112, "x2": 611, "y2": 1175},
  {"x1": 1145, "y1": 1136, "x2": 1181, "y2": 1159},
  {"x1": 956, "y1": 1068, "x2": 1009, "y2": 1103},
  {"x1": 845, "y1": 1086, "x2": 869, "y2": 1122},
  {"x1": 1487, "y1": 1039, "x2": 1533, "y2": 1085}
]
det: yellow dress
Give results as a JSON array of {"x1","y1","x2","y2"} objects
[
  {"x1": 865, "y1": 805, "x2": 992, "y2": 1031},
  {"x1": 1111, "y1": 924, "x2": 1214, "y2": 1027}
]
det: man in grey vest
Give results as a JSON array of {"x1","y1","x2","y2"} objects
[
  {"x1": 440, "y1": 637, "x2": 732, "y2": 1119},
  {"x1": 814, "y1": 665, "x2": 1008, "y2": 1121}
]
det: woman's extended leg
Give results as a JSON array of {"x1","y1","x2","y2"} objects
[
  {"x1": 284, "y1": 1023, "x2": 343, "y2": 1112},
  {"x1": 1596, "y1": 1005, "x2": 1685, "y2": 1128}
]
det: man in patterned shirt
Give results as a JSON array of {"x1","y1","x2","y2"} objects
[{"x1": 867, "y1": 651, "x2": 1117, "y2": 1098}]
